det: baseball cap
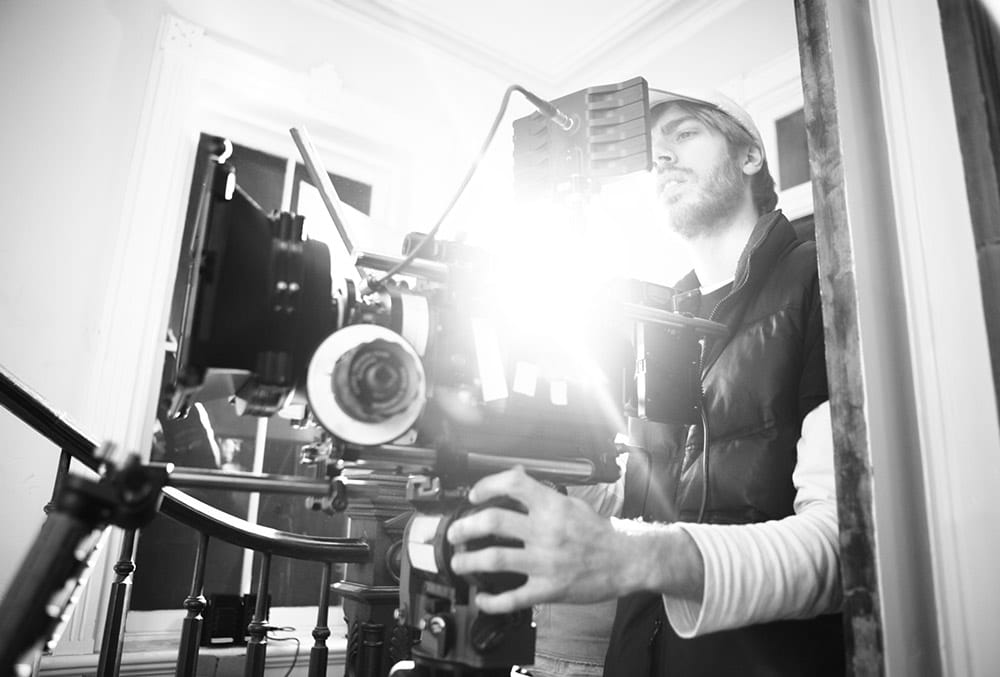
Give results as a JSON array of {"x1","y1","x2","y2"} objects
[{"x1": 648, "y1": 87, "x2": 765, "y2": 158}]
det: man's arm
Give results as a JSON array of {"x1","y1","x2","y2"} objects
[
  {"x1": 447, "y1": 467, "x2": 706, "y2": 614},
  {"x1": 662, "y1": 401, "x2": 841, "y2": 636},
  {"x1": 447, "y1": 402, "x2": 840, "y2": 630}
]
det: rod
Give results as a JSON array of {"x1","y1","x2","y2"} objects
[
  {"x1": 354, "y1": 250, "x2": 449, "y2": 282},
  {"x1": 289, "y1": 126, "x2": 368, "y2": 279},
  {"x1": 164, "y1": 466, "x2": 332, "y2": 496},
  {"x1": 465, "y1": 453, "x2": 597, "y2": 481},
  {"x1": 346, "y1": 444, "x2": 438, "y2": 468}
]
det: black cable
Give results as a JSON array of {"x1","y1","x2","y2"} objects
[
  {"x1": 696, "y1": 398, "x2": 710, "y2": 523},
  {"x1": 369, "y1": 84, "x2": 552, "y2": 290},
  {"x1": 266, "y1": 629, "x2": 301, "y2": 677},
  {"x1": 694, "y1": 331, "x2": 710, "y2": 524},
  {"x1": 634, "y1": 446, "x2": 654, "y2": 520}
]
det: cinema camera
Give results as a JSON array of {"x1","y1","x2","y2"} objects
[{"x1": 165, "y1": 76, "x2": 726, "y2": 677}]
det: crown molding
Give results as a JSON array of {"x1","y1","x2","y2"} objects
[
  {"x1": 294, "y1": 0, "x2": 750, "y2": 91},
  {"x1": 561, "y1": 0, "x2": 751, "y2": 85}
]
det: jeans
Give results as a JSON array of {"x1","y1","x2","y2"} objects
[{"x1": 527, "y1": 652, "x2": 605, "y2": 677}]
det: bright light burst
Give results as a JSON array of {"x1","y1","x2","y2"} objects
[{"x1": 456, "y1": 173, "x2": 689, "y2": 435}]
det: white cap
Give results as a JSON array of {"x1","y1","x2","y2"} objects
[{"x1": 649, "y1": 87, "x2": 765, "y2": 159}]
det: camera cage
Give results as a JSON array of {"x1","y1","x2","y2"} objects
[{"x1": 169, "y1": 155, "x2": 627, "y2": 487}]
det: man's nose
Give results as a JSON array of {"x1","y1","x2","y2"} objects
[{"x1": 652, "y1": 152, "x2": 675, "y2": 172}]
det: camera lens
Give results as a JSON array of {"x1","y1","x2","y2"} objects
[
  {"x1": 333, "y1": 338, "x2": 420, "y2": 422},
  {"x1": 306, "y1": 323, "x2": 426, "y2": 445}
]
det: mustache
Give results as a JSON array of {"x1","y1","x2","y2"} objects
[
  {"x1": 657, "y1": 169, "x2": 692, "y2": 182},
  {"x1": 657, "y1": 167, "x2": 692, "y2": 181}
]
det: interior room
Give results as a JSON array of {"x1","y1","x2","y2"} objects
[{"x1": 1, "y1": 0, "x2": 999, "y2": 675}]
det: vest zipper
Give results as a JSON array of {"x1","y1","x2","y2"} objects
[
  {"x1": 649, "y1": 616, "x2": 663, "y2": 647},
  {"x1": 694, "y1": 251, "x2": 754, "y2": 523}
]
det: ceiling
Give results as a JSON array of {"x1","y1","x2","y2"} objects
[{"x1": 333, "y1": 0, "x2": 748, "y2": 91}]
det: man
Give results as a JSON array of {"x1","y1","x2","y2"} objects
[{"x1": 446, "y1": 88, "x2": 844, "y2": 676}]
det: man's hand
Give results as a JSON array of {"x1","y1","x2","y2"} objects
[{"x1": 446, "y1": 466, "x2": 703, "y2": 614}]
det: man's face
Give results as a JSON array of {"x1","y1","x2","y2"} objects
[{"x1": 650, "y1": 104, "x2": 747, "y2": 238}]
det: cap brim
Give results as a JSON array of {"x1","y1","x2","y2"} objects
[
  {"x1": 648, "y1": 88, "x2": 709, "y2": 109},
  {"x1": 647, "y1": 87, "x2": 765, "y2": 157}
]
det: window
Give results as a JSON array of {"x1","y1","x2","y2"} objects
[{"x1": 775, "y1": 107, "x2": 811, "y2": 191}]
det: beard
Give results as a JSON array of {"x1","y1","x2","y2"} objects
[{"x1": 661, "y1": 153, "x2": 746, "y2": 239}]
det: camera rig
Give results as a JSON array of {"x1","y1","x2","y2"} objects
[{"x1": 162, "y1": 77, "x2": 727, "y2": 677}]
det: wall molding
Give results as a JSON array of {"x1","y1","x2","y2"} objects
[
  {"x1": 299, "y1": 0, "x2": 750, "y2": 91},
  {"x1": 188, "y1": 25, "x2": 408, "y2": 233},
  {"x1": 61, "y1": 13, "x2": 205, "y2": 655},
  {"x1": 40, "y1": 641, "x2": 346, "y2": 677}
]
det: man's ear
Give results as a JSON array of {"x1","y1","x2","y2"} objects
[{"x1": 742, "y1": 144, "x2": 764, "y2": 176}]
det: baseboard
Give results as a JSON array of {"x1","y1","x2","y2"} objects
[{"x1": 37, "y1": 639, "x2": 347, "y2": 677}]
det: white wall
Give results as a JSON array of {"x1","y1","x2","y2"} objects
[
  {"x1": 0, "y1": 0, "x2": 164, "y2": 596},
  {"x1": 630, "y1": 0, "x2": 798, "y2": 91}
]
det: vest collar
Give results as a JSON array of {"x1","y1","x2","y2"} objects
[
  {"x1": 672, "y1": 210, "x2": 796, "y2": 374},
  {"x1": 674, "y1": 210, "x2": 792, "y2": 297}
]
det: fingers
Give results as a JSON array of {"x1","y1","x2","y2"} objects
[
  {"x1": 447, "y1": 466, "x2": 558, "y2": 547},
  {"x1": 450, "y1": 543, "x2": 532, "y2": 577},
  {"x1": 445, "y1": 467, "x2": 580, "y2": 612},
  {"x1": 473, "y1": 579, "x2": 553, "y2": 615},
  {"x1": 448, "y1": 505, "x2": 532, "y2": 545},
  {"x1": 466, "y1": 465, "x2": 555, "y2": 509}
]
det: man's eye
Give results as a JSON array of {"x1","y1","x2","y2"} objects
[{"x1": 676, "y1": 129, "x2": 697, "y2": 141}]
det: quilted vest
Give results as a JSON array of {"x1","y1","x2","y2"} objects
[{"x1": 604, "y1": 211, "x2": 844, "y2": 677}]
